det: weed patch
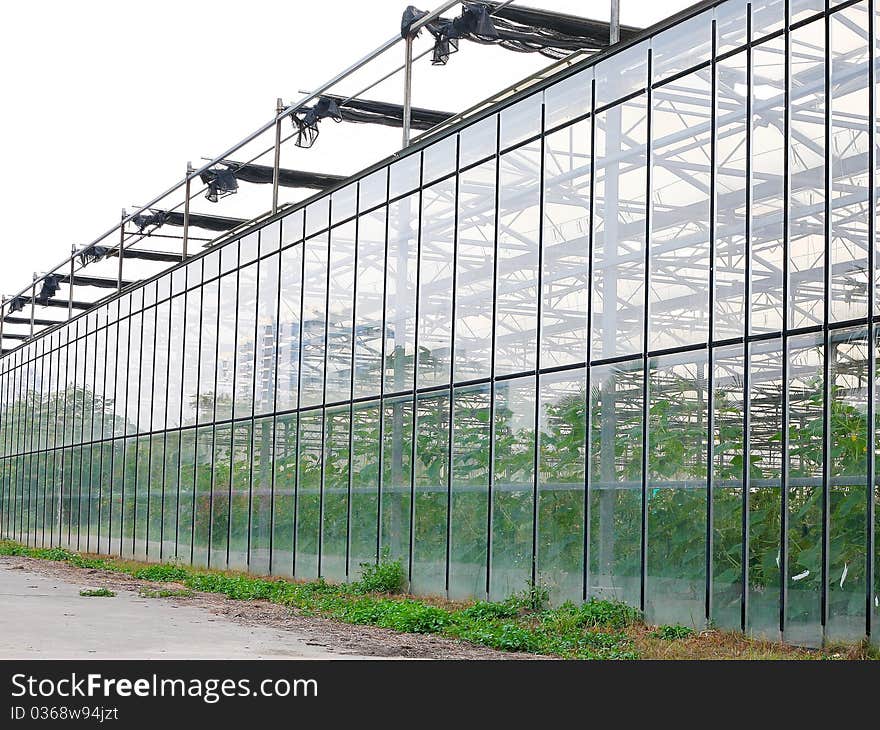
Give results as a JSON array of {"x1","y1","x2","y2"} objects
[{"x1": 79, "y1": 588, "x2": 115, "y2": 598}]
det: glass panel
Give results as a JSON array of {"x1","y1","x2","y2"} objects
[
  {"x1": 715, "y1": 0, "x2": 749, "y2": 56},
  {"x1": 542, "y1": 119, "x2": 590, "y2": 368},
  {"x1": 714, "y1": 52, "x2": 749, "y2": 342},
  {"x1": 353, "y1": 208, "x2": 386, "y2": 398},
  {"x1": 389, "y1": 153, "x2": 421, "y2": 200},
  {"x1": 500, "y1": 93, "x2": 542, "y2": 150},
  {"x1": 349, "y1": 403, "x2": 381, "y2": 576},
  {"x1": 788, "y1": 21, "x2": 826, "y2": 330},
  {"x1": 305, "y1": 198, "x2": 330, "y2": 237},
  {"x1": 460, "y1": 114, "x2": 497, "y2": 168},
  {"x1": 300, "y1": 234, "x2": 329, "y2": 407},
  {"x1": 827, "y1": 327, "x2": 868, "y2": 641},
  {"x1": 417, "y1": 177, "x2": 455, "y2": 388},
  {"x1": 240, "y1": 232, "x2": 259, "y2": 266},
  {"x1": 751, "y1": 38, "x2": 786, "y2": 334},
  {"x1": 321, "y1": 405, "x2": 350, "y2": 581},
  {"x1": 595, "y1": 42, "x2": 647, "y2": 108},
  {"x1": 228, "y1": 421, "x2": 252, "y2": 570},
  {"x1": 359, "y1": 168, "x2": 387, "y2": 212},
  {"x1": 125, "y1": 313, "x2": 141, "y2": 437},
  {"x1": 423, "y1": 134, "x2": 456, "y2": 185},
  {"x1": 544, "y1": 68, "x2": 592, "y2": 131},
  {"x1": 147, "y1": 434, "x2": 164, "y2": 558},
  {"x1": 496, "y1": 143, "x2": 541, "y2": 376},
  {"x1": 454, "y1": 160, "x2": 496, "y2": 381},
  {"x1": 166, "y1": 296, "x2": 184, "y2": 431},
  {"x1": 412, "y1": 393, "x2": 449, "y2": 595},
  {"x1": 537, "y1": 369, "x2": 586, "y2": 604},
  {"x1": 382, "y1": 395, "x2": 412, "y2": 569},
  {"x1": 331, "y1": 183, "x2": 357, "y2": 224},
  {"x1": 250, "y1": 417, "x2": 274, "y2": 575},
  {"x1": 134, "y1": 435, "x2": 150, "y2": 559},
  {"x1": 277, "y1": 245, "x2": 302, "y2": 412},
  {"x1": 215, "y1": 274, "x2": 237, "y2": 420},
  {"x1": 164, "y1": 431, "x2": 182, "y2": 561},
  {"x1": 786, "y1": 332, "x2": 824, "y2": 646},
  {"x1": 220, "y1": 241, "x2": 238, "y2": 276},
  {"x1": 121, "y1": 437, "x2": 137, "y2": 558},
  {"x1": 751, "y1": 0, "x2": 784, "y2": 40},
  {"x1": 651, "y1": 10, "x2": 712, "y2": 83},
  {"x1": 830, "y1": 5, "x2": 870, "y2": 322},
  {"x1": 649, "y1": 68, "x2": 711, "y2": 350},
  {"x1": 272, "y1": 413, "x2": 296, "y2": 576},
  {"x1": 592, "y1": 96, "x2": 648, "y2": 360},
  {"x1": 181, "y1": 289, "x2": 201, "y2": 427},
  {"x1": 192, "y1": 426, "x2": 213, "y2": 567},
  {"x1": 198, "y1": 281, "x2": 218, "y2": 424},
  {"x1": 450, "y1": 384, "x2": 490, "y2": 600},
  {"x1": 325, "y1": 222, "x2": 356, "y2": 404},
  {"x1": 384, "y1": 194, "x2": 418, "y2": 394},
  {"x1": 152, "y1": 301, "x2": 169, "y2": 432},
  {"x1": 281, "y1": 208, "x2": 304, "y2": 248},
  {"x1": 260, "y1": 220, "x2": 281, "y2": 255},
  {"x1": 646, "y1": 351, "x2": 708, "y2": 626},
  {"x1": 296, "y1": 411, "x2": 322, "y2": 579},
  {"x1": 234, "y1": 263, "x2": 258, "y2": 418},
  {"x1": 255, "y1": 254, "x2": 279, "y2": 416},
  {"x1": 748, "y1": 338, "x2": 783, "y2": 638},
  {"x1": 210, "y1": 423, "x2": 232, "y2": 569},
  {"x1": 711, "y1": 345, "x2": 745, "y2": 630}
]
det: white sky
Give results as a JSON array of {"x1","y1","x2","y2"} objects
[{"x1": 0, "y1": 0, "x2": 694, "y2": 298}]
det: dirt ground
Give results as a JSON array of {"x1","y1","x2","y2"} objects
[{"x1": 0, "y1": 555, "x2": 544, "y2": 660}]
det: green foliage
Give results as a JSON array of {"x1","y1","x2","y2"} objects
[
  {"x1": 2, "y1": 539, "x2": 652, "y2": 659},
  {"x1": 506, "y1": 579, "x2": 551, "y2": 613},
  {"x1": 651, "y1": 625, "x2": 695, "y2": 641},
  {"x1": 133, "y1": 564, "x2": 190, "y2": 583},
  {"x1": 354, "y1": 554, "x2": 405, "y2": 594},
  {"x1": 79, "y1": 588, "x2": 115, "y2": 597}
]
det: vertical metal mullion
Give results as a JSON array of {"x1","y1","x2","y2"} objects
[
  {"x1": 640, "y1": 51, "x2": 654, "y2": 615},
  {"x1": 408, "y1": 156, "x2": 424, "y2": 587},
  {"x1": 161, "y1": 295, "x2": 174, "y2": 560},
  {"x1": 706, "y1": 19, "x2": 719, "y2": 624},
  {"x1": 866, "y1": 0, "x2": 876, "y2": 642},
  {"x1": 318, "y1": 203, "x2": 332, "y2": 577},
  {"x1": 376, "y1": 173, "x2": 391, "y2": 566},
  {"x1": 742, "y1": 4, "x2": 754, "y2": 635},
  {"x1": 192, "y1": 283, "x2": 209, "y2": 566},
  {"x1": 486, "y1": 115, "x2": 501, "y2": 600},
  {"x1": 531, "y1": 101, "x2": 546, "y2": 589},
  {"x1": 246, "y1": 255, "x2": 261, "y2": 570},
  {"x1": 146, "y1": 299, "x2": 160, "y2": 558},
  {"x1": 267, "y1": 226, "x2": 284, "y2": 575},
  {"x1": 445, "y1": 136, "x2": 461, "y2": 597},
  {"x1": 820, "y1": 0, "x2": 833, "y2": 639},
  {"x1": 292, "y1": 210, "x2": 307, "y2": 577},
  {"x1": 345, "y1": 183, "x2": 361, "y2": 580},
  {"x1": 225, "y1": 257, "x2": 242, "y2": 569},
  {"x1": 583, "y1": 81, "x2": 597, "y2": 603},
  {"x1": 779, "y1": 0, "x2": 794, "y2": 639}
]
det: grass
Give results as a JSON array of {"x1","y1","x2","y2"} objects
[
  {"x1": 79, "y1": 588, "x2": 115, "y2": 598},
  {"x1": 1, "y1": 539, "x2": 875, "y2": 660}
]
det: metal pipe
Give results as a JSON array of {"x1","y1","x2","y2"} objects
[
  {"x1": 29, "y1": 276, "x2": 36, "y2": 338},
  {"x1": 610, "y1": 0, "x2": 620, "y2": 44},
  {"x1": 68, "y1": 245, "x2": 75, "y2": 319},
  {"x1": 403, "y1": 37, "x2": 414, "y2": 147},
  {"x1": 117, "y1": 210, "x2": 125, "y2": 292},
  {"x1": 3, "y1": 0, "x2": 462, "y2": 313},
  {"x1": 182, "y1": 162, "x2": 193, "y2": 259},
  {"x1": 272, "y1": 98, "x2": 283, "y2": 214}
]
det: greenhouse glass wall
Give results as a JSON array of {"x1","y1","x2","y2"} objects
[{"x1": 1, "y1": 0, "x2": 879, "y2": 646}]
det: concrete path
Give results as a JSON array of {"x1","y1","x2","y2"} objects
[{"x1": 0, "y1": 562, "x2": 367, "y2": 660}]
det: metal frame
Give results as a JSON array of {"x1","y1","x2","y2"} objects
[{"x1": 1, "y1": 0, "x2": 878, "y2": 646}]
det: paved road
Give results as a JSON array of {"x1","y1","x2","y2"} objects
[{"x1": 0, "y1": 561, "x2": 366, "y2": 659}]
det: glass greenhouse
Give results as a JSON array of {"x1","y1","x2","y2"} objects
[{"x1": 1, "y1": 0, "x2": 879, "y2": 647}]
